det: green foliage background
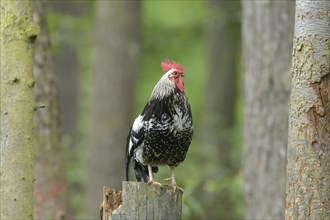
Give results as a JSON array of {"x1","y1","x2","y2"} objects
[{"x1": 48, "y1": 1, "x2": 243, "y2": 219}]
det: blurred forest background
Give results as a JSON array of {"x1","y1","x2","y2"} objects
[{"x1": 47, "y1": 1, "x2": 243, "y2": 219}]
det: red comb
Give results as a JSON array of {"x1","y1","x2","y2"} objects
[{"x1": 161, "y1": 60, "x2": 184, "y2": 73}]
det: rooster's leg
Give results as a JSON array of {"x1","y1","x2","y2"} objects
[
  {"x1": 170, "y1": 167, "x2": 177, "y2": 185},
  {"x1": 147, "y1": 165, "x2": 153, "y2": 183},
  {"x1": 164, "y1": 167, "x2": 183, "y2": 192},
  {"x1": 171, "y1": 167, "x2": 183, "y2": 192},
  {"x1": 163, "y1": 167, "x2": 177, "y2": 185},
  {"x1": 147, "y1": 165, "x2": 161, "y2": 186}
]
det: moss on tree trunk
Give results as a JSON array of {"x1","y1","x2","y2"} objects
[{"x1": 0, "y1": 0, "x2": 39, "y2": 218}]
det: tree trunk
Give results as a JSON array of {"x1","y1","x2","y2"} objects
[
  {"x1": 86, "y1": 1, "x2": 141, "y2": 218},
  {"x1": 47, "y1": 2, "x2": 89, "y2": 216},
  {"x1": 242, "y1": 0, "x2": 295, "y2": 218},
  {"x1": 33, "y1": 1, "x2": 69, "y2": 219},
  {"x1": 0, "y1": 1, "x2": 39, "y2": 218},
  {"x1": 286, "y1": 1, "x2": 330, "y2": 219},
  {"x1": 199, "y1": 1, "x2": 241, "y2": 218}
]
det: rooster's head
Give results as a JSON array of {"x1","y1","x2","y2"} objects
[
  {"x1": 151, "y1": 60, "x2": 185, "y2": 100},
  {"x1": 161, "y1": 60, "x2": 185, "y2": 92}
]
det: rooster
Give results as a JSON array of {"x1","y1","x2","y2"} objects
[{"x1": 125, "y1": 60, "x2": 193, "y2": 189}]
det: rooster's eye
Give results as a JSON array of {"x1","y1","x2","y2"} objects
[{"x1": 169, "y1": 71, "x2": 178, "y2": 79}]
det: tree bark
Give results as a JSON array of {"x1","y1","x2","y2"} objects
[
  {"x1": 33, "y1": 1, "x2": 69, "y2": 219},
  {"x1": 86, "y1": 1, "x2": 141, "y2": 218},
  {"x1": 0, "y1": 1, "x2": 39, "y2": 218},
  {"x1": 286, "y1": 1, "x2": 330, "y2": 219},
  {"x1": 242, "y1": 0, "x2": 295, "y2": 218}
]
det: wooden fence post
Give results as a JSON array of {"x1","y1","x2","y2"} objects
[{"x1": 101, "y1": 181, "x2": 183, "y2": 220}]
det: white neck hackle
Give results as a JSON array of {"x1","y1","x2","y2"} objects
[{"x1": 150, "y1": 69, "x2": 177, "y2": 100}]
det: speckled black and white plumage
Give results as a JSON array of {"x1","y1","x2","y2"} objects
[{"x1": 125, "y1": 65, "x2": 193, "y2": 185}]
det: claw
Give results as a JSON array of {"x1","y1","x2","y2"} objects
[
  {"x1": 164, "y1": 183, "x2": 183, "y2": 192},
  {"x1": 172, "y1": 185, "x2": 183, "y2": 192},
  {"x1": 148, "y1": 181, "x2": 162, "y2": 186}
]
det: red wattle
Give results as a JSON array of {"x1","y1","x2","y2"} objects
[{"x1": 176, "y1": 77, "x2": 184, "y2": 92}]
